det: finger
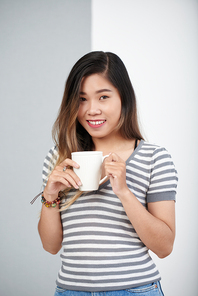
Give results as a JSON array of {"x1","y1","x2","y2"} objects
[
  {"x1": 60, "y1": 158, "x2": 80, "y2": 169},
  {"x1": 63, "y1": 173, "x2": 81, "y2": 189},
  {"x1": 105, "y1": 168, "x2": 120, "y2": 179},
  {"x1": 53, "y1": 169, "x2": 82, "y2": 189},
  {"x1": 47, "y1": 174, "x2": 72, "y2": 191},
  {"x1": 105, "y1": 163, "x2": 126, "y2": 178},
  {"x1": 105, "y1": 161, "x2": 126, "y2": 171},
  {"x1": 111, "y1": 153, "x2": 120, "y2": 162},
  {"x1": 105, "y1": 153, "x2": 124, "y2": 163}
]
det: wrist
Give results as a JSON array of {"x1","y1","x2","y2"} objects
[
  {"x1": 41, "y1": 194, "x2": 61, "y2": 208},
  {"x1": 43, "y1": 190, "x2": 59, "y2": 202},
  {"x1": 117, "y1": 187, "x2": 133, "y2": 202}
]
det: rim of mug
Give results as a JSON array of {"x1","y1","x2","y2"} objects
[{"x1": 71, "y1": 151, "x2": 103, "y2": 156}]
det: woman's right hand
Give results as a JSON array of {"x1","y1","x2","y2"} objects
[{"x1": 43, "y1": 158, "x2": 82, "y2": 201}]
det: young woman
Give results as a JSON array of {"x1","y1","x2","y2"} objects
[{"x1": 38, "y1": 51, "x2": 178, "y2": 296}]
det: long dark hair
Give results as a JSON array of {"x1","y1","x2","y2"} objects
[{"x1": 53, "y1": 51, "x2": 143, "y2": 164}]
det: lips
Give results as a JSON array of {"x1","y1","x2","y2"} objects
[{"x1": 87, "y1": 120, "x2": 106, "y2": 128}]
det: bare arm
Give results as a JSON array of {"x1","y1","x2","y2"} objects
[
  {"x1": 38, "y1": 158, "x2": 81, "y2": 254},
  {"x1": 119, "y1": 190, "x2": 175, "y2": 258},
  {"x1": 38, "y1": 195, "x2": 63, "y2": 255},
  {"x1": 104, "y1": 153, "x2": 175, "y2": 258}
]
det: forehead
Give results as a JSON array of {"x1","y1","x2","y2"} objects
[{"x1": 80, "y1": 73, "x2": 116, "y2": 93}]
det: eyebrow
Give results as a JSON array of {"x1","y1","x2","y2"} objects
[{"x1": 79, "y1": 89, "x2": 112, "y2": 95}]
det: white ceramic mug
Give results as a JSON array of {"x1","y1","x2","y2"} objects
[{"x1": 71, "y1": 151, "x2": 109, "y2": 191}]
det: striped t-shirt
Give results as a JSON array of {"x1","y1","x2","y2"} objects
[{"x1": 42, "y1": 140, "x2": 178, "y2": 292}]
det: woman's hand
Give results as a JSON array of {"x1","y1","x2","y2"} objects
[
  {"x1": 44, "y1": 158, "x2": 82, "y2": 200},
  {"x1": 103, "y1": 153, "x2": 129, "y2": 197}
]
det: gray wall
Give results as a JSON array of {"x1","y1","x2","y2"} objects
[{"x1": 0, "y1": 1, "x2": 91, "y2": 295}]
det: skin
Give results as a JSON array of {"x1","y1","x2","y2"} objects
[{"x1": 38, "y1": 74, "x2": 175, "y2": 258}]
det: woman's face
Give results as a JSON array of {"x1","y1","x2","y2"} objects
[{"x1": 77, "y1": 74, "x2": 122, "y2": 141}]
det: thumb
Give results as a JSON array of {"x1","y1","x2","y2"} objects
[{"x1": 109, "y1": 152, "x2": 120, "y2": 162}]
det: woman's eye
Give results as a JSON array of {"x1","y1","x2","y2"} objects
[
  {"x1": 100, "y1": 95, "x2": 108, "y2": 100},
  {"x1": 79, "y1": 97, "x2": 86, "y2": 102}
]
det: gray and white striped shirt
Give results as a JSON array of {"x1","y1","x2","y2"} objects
[{"x1": 42, "y1": 140, "x2": 178, "y2": 292}]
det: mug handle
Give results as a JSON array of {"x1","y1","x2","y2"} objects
[{"x1": 99, "y1": 154, "x2": 109, "y2": 185}]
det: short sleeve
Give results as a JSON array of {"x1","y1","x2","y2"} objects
[
  {"x1": 42, "y1": 146, "x2": 58, "y2": 188},
  {"x1": 146, "y1": 147, "x2": 178, "y2": 203}
]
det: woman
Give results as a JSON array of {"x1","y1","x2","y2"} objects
[{"x1": 38, "y1": 51, "x2": 178, "y2": 295}]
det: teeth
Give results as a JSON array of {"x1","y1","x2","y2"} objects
[{"x1": 89, "y1": 120, "x2": 105, "y2": 125}]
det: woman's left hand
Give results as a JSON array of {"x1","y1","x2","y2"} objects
[{"x1": 103, "y1": 153, "x2": 129, "y2": 197}]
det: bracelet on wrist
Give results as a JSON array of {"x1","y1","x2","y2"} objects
[{"x1": 41, "y1": 194, "x2": 61, "y2": 208}]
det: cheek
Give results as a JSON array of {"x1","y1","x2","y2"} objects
[
  {"x1": 77, "y1": 105, "x2": 83, "y2": 119},
  {"x1": 111, "y1": 101, "x2": 122, "y2": 118}
]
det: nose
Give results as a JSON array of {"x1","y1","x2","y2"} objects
[{"x1": 87, "y1": 100, "x2": 102, "y2": 116}]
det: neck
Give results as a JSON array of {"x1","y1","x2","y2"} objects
[{"x1": 92, "y1": 134, "x2": 136, "y2": 156}]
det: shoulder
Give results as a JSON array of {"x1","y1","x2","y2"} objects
[
  {"x1": 139, "y1": 140, "x2": 168, "y2": 153},
  {"x1": 45, "y1": 146, "x2": 58, "y2": 162},
  {"x1": 140, "y1": 141, "x2": 178, "y2": 201},
  {"x1": 138, "y1": 140, "x2": 174, "y2": 163},
  {"x1": 135, "y1": 140, "x2": 178, "y2": 180}
]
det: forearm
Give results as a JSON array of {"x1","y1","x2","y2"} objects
[
  {"x1": 37, "y1": 156, "x2": 82, "y2": 254},
  {"x1": 118, "y1": 189, "x2": 175, "y2": 258},
  {"x1": 38, "y1": 198, "x2": 63, "y2": 255}
]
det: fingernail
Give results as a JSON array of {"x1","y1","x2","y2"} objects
[{"x1": 74, "y1": 162, "x2": 80, "y2": 168}]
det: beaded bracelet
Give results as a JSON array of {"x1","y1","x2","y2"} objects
[{"x1": 41, "y1": 195, "x2": 61, "y2": 208}]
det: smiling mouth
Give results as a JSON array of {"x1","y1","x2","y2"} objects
[{"x1": 87, "y1": 120, "x2": 106, "y2": 127}]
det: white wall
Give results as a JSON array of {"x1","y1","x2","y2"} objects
[{"x1": 92, "y1": 0, "x2": 198, "y2": 295}]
